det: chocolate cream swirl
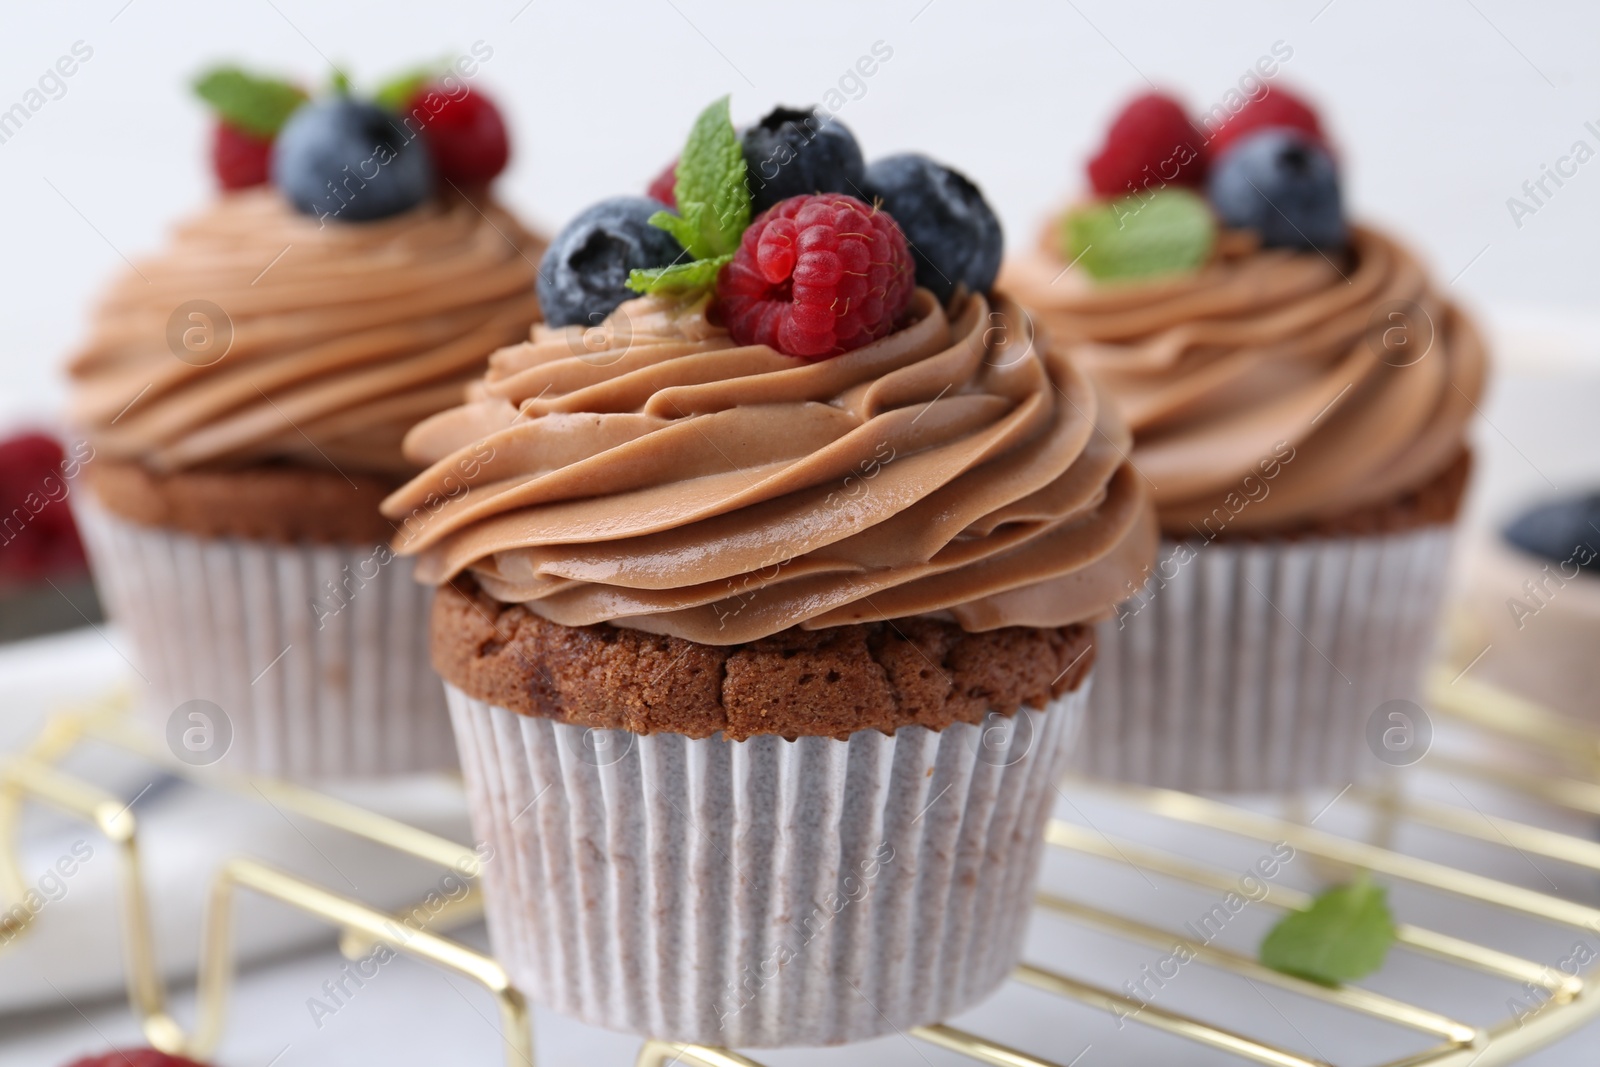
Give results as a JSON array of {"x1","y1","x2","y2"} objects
[
  {"x1": 69, "y1": 188, "x2": 544, "y2": 477},
  {"x1": 384, "y1": 288, "x2": 1158, "y2": 645},
  {"x1": 1003, "y1": 224, "x2": 1488, "y2": 534}
]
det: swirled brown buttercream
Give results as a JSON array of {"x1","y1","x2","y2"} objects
[
  {"x1": 69, "y1": 188, "x2": 543, "y2": 476},
  {"x1": 384, "y1": 288, "x2": 1158, "y2": 644},
  {"x1": 1003, "y1": 224, "x2": 1487, "y2": 534}
]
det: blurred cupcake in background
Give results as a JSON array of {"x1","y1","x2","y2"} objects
[
  {"x1": 1454, "y1": 492, "x2": 1600, "y2": 723},
  {"x1": 1004, "y1": 86, "x2": 1487, "y2": 792},
  {"x1": 384, "y1": 97, "x2": 1155, "y2": 1046},
  {"x1": 66, "y1": 59, "x2": 544, "y2": 779}
]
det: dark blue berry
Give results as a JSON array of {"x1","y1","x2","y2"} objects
[
  {"x1": 1504, "y1": 493, "x2": 1600, "y2": 575},
  {"x1": 1206, "y1": 128, "x2": 1345, "y2": 250},
  {"x1": 863, "y1": 153, "x2": 1003, "y2": 302},
  {"x1": 536, "y1": 197, "x2": 685, "y2": 328},
  {"x1": 741, "y1": 107, "x2": 866, "y2": 215},
  {"x1": 271, "y1": 98, "x2": 434, "y2": 223}
]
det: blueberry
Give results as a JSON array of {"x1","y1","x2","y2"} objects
[
  {"x1": 1206, "y1": 128, "x2": 1345, "y2": 250},
  {"x1": 863, "y1": 153, "x2": 1003, "y2": 302},
  {"x1": 536, "y1": 197, "x2": 685, "y2": 328},
  {"x1": 271, "y1": 98, "x2": 434, "y2": 222},
  {"x1": 1504, "y1": 493, "x2": 1600, "y2": 575},
  {"x1": 740, "y1": 106, "x2": 866, "y2": 215}
]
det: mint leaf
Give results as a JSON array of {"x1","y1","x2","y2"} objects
[
  {"x1": 626, "y1": 255, "x2": 731, "y2": 296},
  {"x1": 1062, "y1": 187, "x2": 1215, "y2": 282},
  {"x1": 626, "y1": 96, "x2": 751, "y2": 301},
  {"x1": 666, "y1": 95, "x2": 750, "y2": 259},
  {"x1": 1260, "y1": 874, "x2": 1396, "y2": 987},
  {"x1": 374, "y1": 67, "x2": 436, "y2": 112},
  {"x1": 193, "y1": 67, "x2": 307, "y2": 137},
  {"x1": 648, "y1": 209, "x2": 705, "y2": 257}
]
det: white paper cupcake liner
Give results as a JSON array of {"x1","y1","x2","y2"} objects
[
  {"x1": 446, "y1": 680, "x2": 1086, "y2": 1047},
  {"x1": 74, "y1": 498, "x2": 454, "y2": 780},
  {"x1": 1078, "y1": 527, "x2": 1453, "y2": 793}
]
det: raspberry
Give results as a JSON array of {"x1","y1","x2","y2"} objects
[
  {"x1": 0, "y1": 432, "x2": 86, "y2": 584},
  {"x1": 715, "y1": 194, "x2": 915, "y2": 360},
  {"x1": 1088, "y1": 92, "x2": 1209, "y2": 197},
  {"x1": 1087, "y1": 92, "x2": 1208, "y2": 197},
  {"x1": 211, "y1": 121, "x2": 274, "y2": 190},
  {"x1": 403, "y1": 86, "x2": 510, "y2": 184},
  {"x1": 646, "y1": 158, "x2": 677, "y2": 207},
  {"x1": 1207, "y1": 85, "x2": 1325, "y2": 159},
  {"x1": 64, "y1": 1051, "x2": 211, "y2": 1067}
]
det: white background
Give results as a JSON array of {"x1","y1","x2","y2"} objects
[
  {"x1": 2, "y1": 0, "x2": 1600, "y2": 430},
  {"x1": 3, "y1": 2, "x2": 1600, "y2": 1065}
]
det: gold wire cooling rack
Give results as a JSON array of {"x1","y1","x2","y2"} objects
[{"x1": 3, "y1": 667, "x2": 1600, "y2": 1067}]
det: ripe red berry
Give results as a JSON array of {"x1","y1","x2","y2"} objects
[
  {"x1": 210, "y1": 121, "x2": 274, "y2": 190},
  {"x1": 0, "y1": 432, "x2": 86, "y2": 584},
  {"x1": 404, "y1": 86, "x2": 510, "y2": 184},
  {"x1": 1207, "y1": 85, "x2": 1326, "y2": 159},
  {"x1": 646, "y1": 158, "x2": 677, "y2": 207},
  {"x1": 63, "y1": 1049, "x2": 211, "y2": 1067},
  {"x1": 1087, "y1": 92, "x2": 1208, "y2": 197},
  {"x1": 716, "y1": 194, "x2": 916, "y2": 361}
]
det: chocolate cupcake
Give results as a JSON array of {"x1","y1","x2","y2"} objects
[
  {"x1": 1455, "y1": 492, "x2": 1600, "y2": 722},
  {"x1": 1004, "y1": 87, "x2": 1487, "y2": 792},
  {"x1": 66, "y1": 65, "x2": 543, "y2": 778},
  {"x1": 384, "y1": 97, "x2": 1155, "y2": 1045}
]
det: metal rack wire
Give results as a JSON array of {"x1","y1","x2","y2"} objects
[{"x1": 3, "y1": 665, "x2": 1599, "y2": 1067}]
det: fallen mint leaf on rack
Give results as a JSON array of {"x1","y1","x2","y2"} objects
[
  {"x1": 1259, "y1": 872, "x2": 1396, "y2": 986},
  {"x1": 1061, "y1": 187, "x2": 1215, "y2": 282}
]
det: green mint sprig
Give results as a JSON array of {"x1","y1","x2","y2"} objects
[
  {"x1": 629, "y1": 255, "x2": 730, "y2": 294},
  {"x1": 1061, "y1": 187, "x2": 1215, "y2": 282},
  {"x1": 193, "y1": 66, "x2": 307, "y2": 137},
  {"x1": 627, "y1": 95, "x2": 751, "y2": 297},
  {"x1": 374, "y1": 64, "x2": 443, "y2": 111},
  {"x1": 1259, "y1": 873, "x2": 1397, "y2": 987}
]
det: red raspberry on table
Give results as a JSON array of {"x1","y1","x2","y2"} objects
[
  {"x1": 0, "y1": 432, "x2": 86, "y2": 584},
  {"x1": 404, "y1": 85, "x2": 510, "y2": 184},
  {"x1": 211, "y1": 122, "x2": 274, "y2": 190},
  {"x1": 646, "y1": 158, "x2": 677, "y2": 207},
  {"x1": 716, "y1": 194, "x2": 916, "y2": 360},
  {"x1": 1207, "y1": 85, "x2": 1326, "y2": 159},
  {"x1": 64, "y1": 1050, "x2": 211, "y2": 1067},
  {"x1": 1087, "y1": 91, "x2": 1209, "y2": 197}
]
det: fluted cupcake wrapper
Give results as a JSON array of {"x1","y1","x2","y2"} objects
[
  {"x1": 445, "y1": 681, "x2": 1086, "y2": 1047},
  {"x1": 74, "y1": 498, "x2": 454, "y2": 780},
  {"x1": 1078, "y1": 527, "x2": 1453, "y2": 793}
]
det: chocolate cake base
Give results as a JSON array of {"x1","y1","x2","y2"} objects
[
  {"x1": 1167, "y1": 448, "x2": 1474, "y2": 543},
  {"x1": 84, "y1": 457, "x2": 401, "y2": 544},
  {"x1": 432, "y1": 576, "x2": 1096, "y2": 741}
]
